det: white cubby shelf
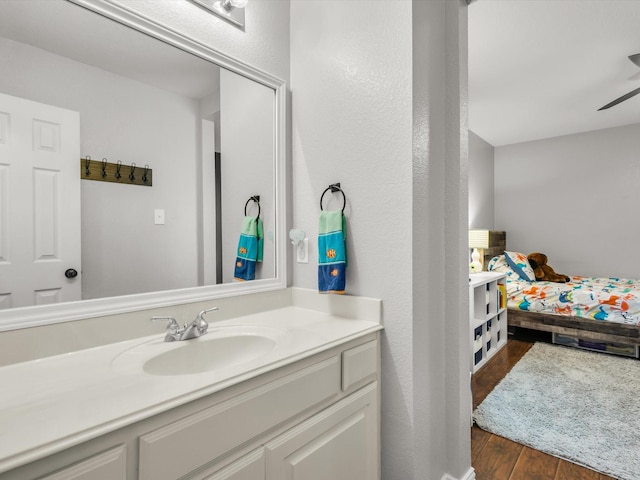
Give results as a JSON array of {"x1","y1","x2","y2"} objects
[{"x1": 469, "y1": 271, "x2": 507, "y2": 373}]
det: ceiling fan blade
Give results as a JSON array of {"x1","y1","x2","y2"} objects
[
  {"x1": 628, "y1": 70, "x2": 640, "y2": 82},
  {"x1": 629, "y1": 53, "x2": 640, "y2": 68},
  {"x1": 597, "y1": 86, "x2": 640, "y2": 111}
]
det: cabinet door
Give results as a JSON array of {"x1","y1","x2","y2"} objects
[
  {"x1": 265, "y1": 383, "x2": 378, "y2": 480},
  {"x1": 37, "y1": 445, "x2": 126, "y2": 480}
]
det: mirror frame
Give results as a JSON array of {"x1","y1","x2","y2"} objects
[{"x1": 0, "y1": 0, "x2": 288, "y2": 332}]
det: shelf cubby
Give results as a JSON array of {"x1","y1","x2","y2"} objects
[{"x1": 469, "y1": 271, "x2": 508, "y2": 373}]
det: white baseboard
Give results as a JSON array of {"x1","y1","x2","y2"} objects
[{"x1": 442, "y1": 467, "x2": 476, "y2": 480}]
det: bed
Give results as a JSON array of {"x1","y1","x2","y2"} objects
[{"x1": 488, "y1": 252, "x2": 640, "y2": 349}]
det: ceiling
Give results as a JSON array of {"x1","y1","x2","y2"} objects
[
  {"x1": 0, "y1": 1, "x2": 220, "y2": 100},
  {"x1": 468, "y1": 0, "x2": 640, "y2": 147}
]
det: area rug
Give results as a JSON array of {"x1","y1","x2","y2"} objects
[{"x1": 473, "y1": 342, "x2": 640, "y2": 480}]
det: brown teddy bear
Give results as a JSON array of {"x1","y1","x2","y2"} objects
[{"x1": 527, "y1": 253, "x2": 571, "y2": 283}]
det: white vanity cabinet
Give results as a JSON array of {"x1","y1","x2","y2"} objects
[
  {"x1": 138, "y1": 355, "x2": 343, "y2": 480},
  {"x1": 3, "y1": 334, "x2": 380, "y2": 480},
  {"x1": 197, "y1": 448, "x2": 265, "y2": 480},
  {"x1": 263, "y1": 339, "x2": 379, "y2": 480},
  {"x1": 264, "y1": 383, "x2": 378, "y2": 480},
  {"x1": 37, "y1": 445, "x2": 127, "y2": 480}
]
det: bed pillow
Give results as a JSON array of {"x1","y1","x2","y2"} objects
[
  {"x1": 504, "y1": 250, "x2": 536, "y2": 281},
  {"x1": 488, "y1": 255, "x2": 520, "y2": 280}
]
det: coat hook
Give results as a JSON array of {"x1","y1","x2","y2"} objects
[
  {"x1": 101, "y1": 158, "x2": 108, "y2": 178},
  {"x1": 115, "y1": 160, "x2": 122, "y2": 179},
  {"x1": 128, "y1": 162, "x2": 136, "y2": 181},
  {"x1": 84, "y1": 155, "x2": 91, "y2": 176},
  {"x1": 142, "y1": 164, "x2": 150, "y2": 183}
]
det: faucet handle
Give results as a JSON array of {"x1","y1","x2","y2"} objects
[
  {"x1": 194, "y1": 307, "x2": 219, "y2": 330},
  {"x1": 197, "y1": 306, "x2": 219, "y2": 319},
  {"x1": 151, "y1": 316, "x2": 180, "y2": 333}
]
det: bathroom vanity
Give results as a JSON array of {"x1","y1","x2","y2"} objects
[
  {"x1": 0, "y1": 2, "x2": 381, "y2": 478},
  {"x1": 0, "y1": 290, "x2": 382, "y2": 479}
]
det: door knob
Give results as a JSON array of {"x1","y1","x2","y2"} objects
[{"x1": 65, "y1": 268, "x2": 78, "y2": 279}]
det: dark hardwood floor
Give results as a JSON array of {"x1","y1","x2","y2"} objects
[{"x1": 471, "y1": 330, "x2": 615, "y2": 480}]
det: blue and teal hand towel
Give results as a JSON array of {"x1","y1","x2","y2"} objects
[
  {"x1": 318, "y1": 210, "x2": 347, "y2": 294},
  {"x1": 233, "y1": 216, "x2": 263, "y2": 281}
]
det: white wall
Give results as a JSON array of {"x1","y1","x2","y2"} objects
[
  {"x1": 0, "y1": 37, "x2": 200, "y2": 298},
  {"x1": 495, "y1": 123, "x2": 640, "y2": 278},
  {"x1": 469, "y1": 130, "x2": 495, "y2": 229},
  {"x1": 291, "y1": 1, "x2": 471, "y2": 479},
  {"x1": 290, "y1": 3, "x2": 413, "y2": 474},
  {"x1": 220, "y1": 69, "x2": 275, "y2": 282}
]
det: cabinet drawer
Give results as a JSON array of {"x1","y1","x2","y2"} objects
[
  {"x1": 139, "y1": 356, "x2": 341, "y2": 480},
  {"x1": 341, "y1": 340, "x2": 377, "y2": 392}
]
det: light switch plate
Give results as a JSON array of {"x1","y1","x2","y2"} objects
[{"x1": 154, "y1": 209, "x2": 165, "y2": 225}]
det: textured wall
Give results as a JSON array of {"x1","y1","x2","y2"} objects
[
  {"x1": 469, "y1": 131, "x2": 495, "y2": 229},
  {"x1": 290, "y1": 0, "x2": 414, "y2": 476},
  {"x1": 291, "y1": 1, "x2": 471, "y2": 479}
]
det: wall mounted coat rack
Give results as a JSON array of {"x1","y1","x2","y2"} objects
[{"x1": 80, "y1": 157, "x2": 152, "y2": 187}]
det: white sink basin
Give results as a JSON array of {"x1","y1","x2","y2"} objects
[
  {"x1": 111, "y1": 325, "x2": 288, "y2": 376},
  {"x1": 144, "y1": 333, "x2": 276, "y2": 376}
]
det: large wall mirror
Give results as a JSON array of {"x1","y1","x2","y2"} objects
[{"x1": 0, "y1": 0, "x2": 287, "y2": 331}]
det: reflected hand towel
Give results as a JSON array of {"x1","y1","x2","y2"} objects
[{"x1": 234, "y1": 216, "x2": 263, "y2": 281}]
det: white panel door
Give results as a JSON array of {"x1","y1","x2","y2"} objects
[{"x1": 0, "y1": 92, "x2": 81, "y2": 308}]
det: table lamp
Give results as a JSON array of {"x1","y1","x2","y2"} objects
[{"x1": 469, "y1": 229, "x2": 490, "y2": 273}]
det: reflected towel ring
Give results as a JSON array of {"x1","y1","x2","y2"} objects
[
  {"x1": 320, "y1": 183, "x2": 346, "y2": 213},
  {"x1": 244, "y1": 195, "x2": 261, "y2": 219}
]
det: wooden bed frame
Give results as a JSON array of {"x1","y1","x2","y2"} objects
[
  {"x1": 485, "y1": 241, "x2": 640, "y2": 347},
  {"x1": 509, "y1": 307, "x2": 640, "y2": 346}
]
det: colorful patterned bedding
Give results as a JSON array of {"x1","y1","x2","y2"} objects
[{"x1": 488, "y1": 255, "x2": 640, "y2": 326}]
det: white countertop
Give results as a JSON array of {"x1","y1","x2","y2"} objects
[{"x1": 0, "y1": 302, "x2": 382, "y2": 474}]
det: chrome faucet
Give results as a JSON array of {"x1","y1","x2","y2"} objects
[{"x1": 151, "y1": 307, "x2": 219, "y2": 342}]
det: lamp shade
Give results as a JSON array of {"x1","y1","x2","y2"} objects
[{"x1": 469, "y1": 229, "x2": 490, "y2": 249}]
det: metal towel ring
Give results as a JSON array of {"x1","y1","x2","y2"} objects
[
  {"x1": 244, "y1": 195, "x2": 261, "y2": 219},
  {"x1": 320, "y1": 183, "x2": 346, "y2": 213}
]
